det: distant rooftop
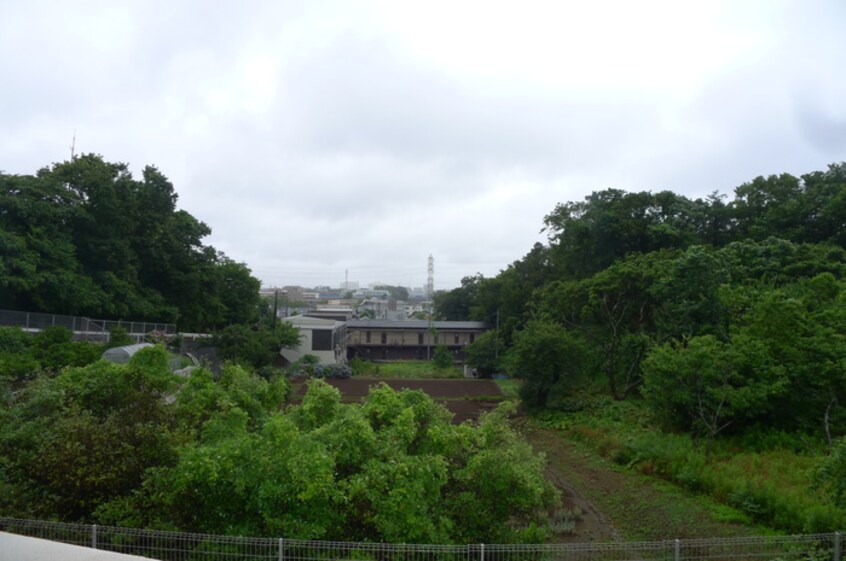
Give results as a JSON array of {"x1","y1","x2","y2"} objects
[{"x1": 347, "y1": 320, "x2": 487, "y2": 330}]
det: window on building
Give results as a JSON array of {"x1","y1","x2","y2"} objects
[
  {"x1": 312, "y1": 329, "x2": 332, "y2": 351},
  {"x1": 469, "y1": 333, "x2": 475, "y2": 343},
  {"x1": 366, "y1": 331, "x2": 371, "y2": 343},
  {"x1": 454, "y1": 335, "x2": 459, "y2": 344},
  {"x1": 418, "y1": 333, "x2": 424, "y2": 345},
  {"x1": 381, "y1": 332, "x2": 387, "y2": 344}
]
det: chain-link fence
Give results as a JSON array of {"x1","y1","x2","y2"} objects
[
  {"x1": 0, "y1": 309, "x2": 177, "y2": 340},
  {"x1": 0, "y1": 518, "x2": 841, "y2": 561}
]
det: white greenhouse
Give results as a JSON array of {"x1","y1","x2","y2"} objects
[{"x1": 101, "y1": 343, "x2": 154, "y2": 364}]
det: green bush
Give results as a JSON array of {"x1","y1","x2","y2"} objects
[
  {"x1": 106, "y1": 326, "x2": 135, "y2": 348},
  {"x1": 214, "y1": 323, "x2": 300, "y2": 369},
  {"x1": 95, "y1": 382, "x2": 560, "y2": 542},
  {"x1": 432, "y1": 345, "x2": 453, "y2": 369},
  {"x1": 350, "y1": 357, "x2": 379, "y2": 376},
  {"x1": 0, "y1": 326, "x2": 102, "y2": 381}
]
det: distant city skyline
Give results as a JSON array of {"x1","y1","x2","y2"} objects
[{"x1": 252, "y1": 258, "x2": 506, "y2": 292}]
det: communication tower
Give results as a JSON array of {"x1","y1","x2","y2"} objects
[{"x1": 427, "y1": 255, "x2": 434, "y2": 299}]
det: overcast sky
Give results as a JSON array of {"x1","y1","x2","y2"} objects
[{"x1": 2, "y1": 1, "x2": 845, "y2": 290}]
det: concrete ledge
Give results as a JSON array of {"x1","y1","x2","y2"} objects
[{"x1": 0, "y1": 532, "x2": 159, "y2": 561}]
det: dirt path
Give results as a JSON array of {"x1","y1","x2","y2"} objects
[{"x1": 521, "y1": 424, "x2": 762, "y2": 542}]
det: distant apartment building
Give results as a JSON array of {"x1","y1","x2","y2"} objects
[
  {"x1": 358, "y1": 298, "x2": 408, "y2": 321},
  {"x1": 304, "y1": 305, "x2": 355, "y2": 322}
]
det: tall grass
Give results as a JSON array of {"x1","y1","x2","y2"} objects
[
  {"x1": 353, "y1": 359, "x2": 464, "y2": 379},
  {"x1": 531, "y1": 396, "x2": 846, "y2": 533}
]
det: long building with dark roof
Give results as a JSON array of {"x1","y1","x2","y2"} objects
[{"x1": 346, "y1": 319, "x2": 488, "y2": 362}]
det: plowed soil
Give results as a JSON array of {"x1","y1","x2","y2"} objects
[{"x1": 291, "y1": 377, "x2": 502, "y2": 423}]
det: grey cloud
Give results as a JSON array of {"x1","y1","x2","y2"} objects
[
  {"x1": 3, "y1": 1, "x2": 846, "y2": 289},
  {"x1": 281, "y1": 35, "x2": 658, "y2": 173}
]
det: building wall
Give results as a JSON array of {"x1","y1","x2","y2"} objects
[
  {"x1": 348, "y1": 328, "x2": 479, "y2": 347},
  {"x1": 346, "y1": 324, "x2": 485, "y2": 362},
  {"x1": 280, "y1": 317, "x2": 347, "y2": 365}
]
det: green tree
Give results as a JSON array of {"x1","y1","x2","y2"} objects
[
  {"x1": 463, "y1": 330, "x2": 500, "y2": 374},
  {"x1": 543, "y1": 189, "x2": 705, "y2": 279},
  {"x1": 108, "y1": 381, "x2": 559, "y2": 542},
  {"x1": 508, "y1": 320, "x2": 589, "y2": 409},
  {"x1": 432, "y1": 345, "x2": 453, "y2": 369},
  {"x1": 470, "y1": 243, "x2": 551, "y2": 345},
  {"x1": 0, "y1": 346, "x2": 180, "y2": 520},
  {"x1": 214, "y1": 323, "x2": 300, "y2": 369},
  {"x1": 652, "y1": 246, "x2": 730, "y2": 340},
  {"x1": 642, "y1": 335, "x2": 787, "y2": 455},
  {"x1": 106, "y1": 326, "x2": 135, "y2": 348},
  {"x1": 433, "y1": 275, "x2": 482, "y2": 320},
  {"x1": 374, "y1": 285, "x2": 410, "y2": 301},
  {"x1": 0, "y1": 155, "x2": 266, "y2": 332},
  {"x1": 536, "y1": 252, "x2": 671, "y2": 399}
]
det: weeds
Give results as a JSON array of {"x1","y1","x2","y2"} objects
[
  {"x1": 542, "y1": 507, "x2": 584, "y2": 535},
  {"x1": 354, "y1": 360, "x2": 463, "y2": 379},
  {"x1": 530, "y1": 395, "x2": 846, "y2": 534}
]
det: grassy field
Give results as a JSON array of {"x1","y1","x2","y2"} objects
[
  {"x1": 522, "y1": 424, "x2": 772, "y2": 540},
  {"x1": 528, "y1": 394, "x2": 845, "y2": 535},
  {"x1": 494, "y1": 377, "x2": 521, "y2": 399},
  {"x1": 355, "y1": 360, "x2": 464, "y2": 379}
]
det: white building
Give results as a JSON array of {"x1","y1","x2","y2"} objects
[{"x1": 280, "y1": 315, "x2": 347, "y2": 365}]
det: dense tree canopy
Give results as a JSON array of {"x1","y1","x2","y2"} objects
[
  {"x1": 0, "y1": 155, "x2": 261, "y2": 331},
  {"x1": 434, "y1": 162, "x2": 846, "y2": 442},
  {"x1": 0, "y1": 348, "x2": 560, "y2": 543}
]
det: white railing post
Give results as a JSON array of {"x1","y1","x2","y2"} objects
[
  {"x1": 92, "y1": 524, "x2": 98, "y2": 549},
  {"x1": 674, "y1": 539, "x2": 681, "y2": 561},
  {"x1": 835, "y1": 532, "x2": 841, "y2": 561},
  {"x1": 480, "y1": 543, "x2": 484, "y2": 561},
  {"x1": 279, "y1": 538, "x2": 284, "y2": 561}
]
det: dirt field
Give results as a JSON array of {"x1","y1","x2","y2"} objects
[{"x1": 291, "y1": 377, "x2": 503, "y2": 423}]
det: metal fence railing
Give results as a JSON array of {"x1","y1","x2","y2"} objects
[
  {"x1": 0, "y1": 519, "x2": 842, "y2": 561},
  {"x1": 0, "y1": 309, "x2": 177, "y2": 338}
]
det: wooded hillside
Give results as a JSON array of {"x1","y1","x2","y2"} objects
[
  {"x1": 1, "y1": 155, "x2": 260, "y2": 331},
  {"x1": 441, "y1": 163, "x2": 846, "y2": 441}
]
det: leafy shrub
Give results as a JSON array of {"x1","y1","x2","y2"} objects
[
  {"x1": 350, "y1": 357, "x2": 379, "y2": 376},
  {"x1": 214, "y1": 323, "x2": 300, "y2": 369},
  {"x1": 95, "y1": 381, "x2": 560, "y2": 543},
  {"x1": 286, "y1": 356, "x2": 351, "y2": 380},
  {"x1": 0, "y1": 326, "x2": 102, "y2": 381},
  {"x1": 815, "y1": 437, "x2": 846, "y2": 509},
  {"x1": 432, "y1": 345, "x2": 453, "y2": 369},
  {"x1": 312, "y1": 364, "x2": 352, "y2": 379},
  {"x1": 106, "y1": 326, "x2": 135, "y2": 348}
]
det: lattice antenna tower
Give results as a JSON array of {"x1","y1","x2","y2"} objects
[{"x1": 427, "y1": 254, "x2": 434, "y2": 299}]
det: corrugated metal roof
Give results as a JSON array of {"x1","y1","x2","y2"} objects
[
  {"x1": 283, "y1": 316, "x2": 346, "y2": 329},
  {"x1": 346, "y1": 320, "x2": 487, "y2": 329}
]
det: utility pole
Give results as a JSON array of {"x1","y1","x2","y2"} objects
[
  {"x1": 495, "y1": 307, "x2": 500, "y2": 360},
  {"x1": 272, "y1": 290, "x2": 279, "y2": 328},
  {"x1": 427, "y1": 255, "x2": 434, "y2": 299}
]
